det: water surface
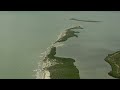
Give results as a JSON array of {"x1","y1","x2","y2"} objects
[{"x1": 0, "y1": 11, "x2": 120, "y2": 79}]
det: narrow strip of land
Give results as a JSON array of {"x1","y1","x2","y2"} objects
[{"x1": 41, "y1": 26, "x2": 81, "y2": 79}]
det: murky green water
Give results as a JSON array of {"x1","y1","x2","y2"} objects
[{"x1": 0, "y1": 11, "x2": 120, "y2": 79}]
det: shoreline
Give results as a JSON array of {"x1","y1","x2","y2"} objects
[
  {"x1": 39, "y1": 26, "x2": 82, "y2": 79},
  {"x1": 105, "y1": 51, "x2": 120, "y2": 79}
]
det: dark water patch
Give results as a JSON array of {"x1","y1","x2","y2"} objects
[{"x1": 69, "y1": 18, "x2": 102, "y2": 22}]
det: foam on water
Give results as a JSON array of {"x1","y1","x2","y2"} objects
[
  {"x1": 34, "y1": 26, "x2": 80, "y2": 79},
  {"x1": 34, "y1": 41, "x2": 64, "y2": 79}
]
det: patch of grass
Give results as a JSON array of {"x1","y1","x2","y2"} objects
[{"x1": 105, "y1": 51, "x2": 120, "y2": 79}]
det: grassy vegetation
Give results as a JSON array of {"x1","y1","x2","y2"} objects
[
  {"x1": 47, "y1": 57, "x2": 80, "y2": 79},
  {"x1": 42, "y1": 28, "x2": 81, "y2": 79},
  {"x1": 43, "y1": 46, "x2": 80, "y2": 79},
  {"x1": 105, "y1": 51, "x2": 120, "y2": 79},
  {"x1": 46, "y1": 57, "x2": 80, "y2": 79},
  {"x1": 54, "y1": 29, "x2": 80, "y2": 43}
]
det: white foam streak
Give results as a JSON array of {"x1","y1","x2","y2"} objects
[{"x1": 34, "y1": 30, "x2": 66, "y2": 79}]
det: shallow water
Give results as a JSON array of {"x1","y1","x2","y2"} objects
[
  {"x1": 0, "y1": 11, "x2": 120, "y2": 79},
  {"x1": 56, "y1": 11, "x2": 120, "y2": 79}
]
